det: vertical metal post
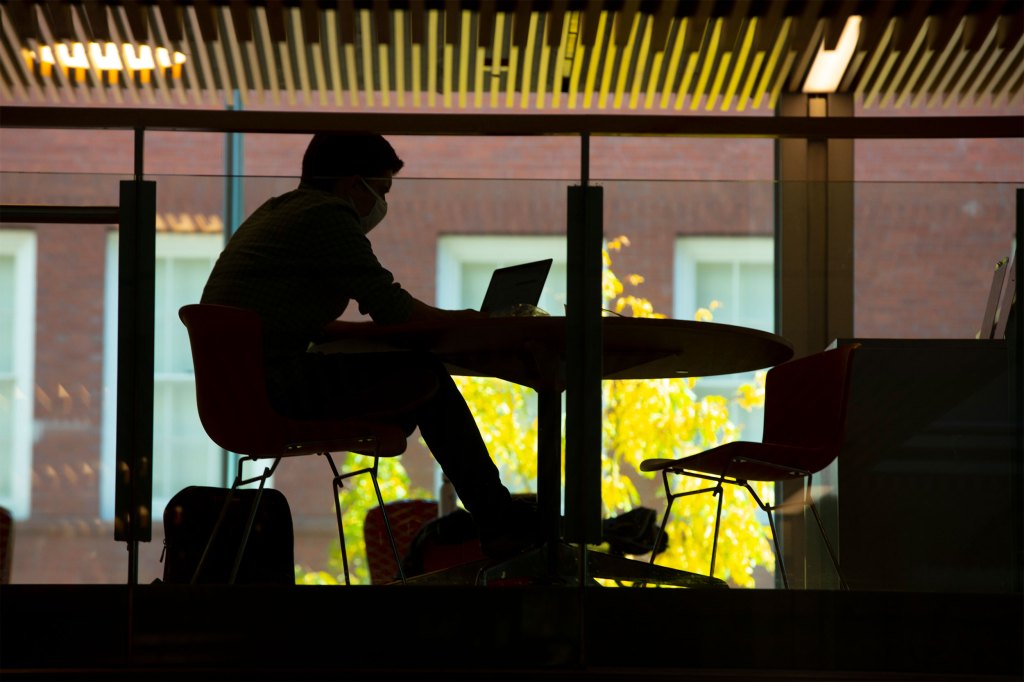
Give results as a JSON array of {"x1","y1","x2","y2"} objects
[
  {"x1": 565, "y1": 134, "x2": 603, "y2": 546},
  {"x1": 114, "y1": 128, "x2": 156, "y2": 586},
  {"x1": 775, "y1": 93, "x2": 854, "y2": 589}
]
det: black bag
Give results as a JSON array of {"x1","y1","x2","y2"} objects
[{"x1": 161, "y1": 485, "x2": 295, "y2": 585}]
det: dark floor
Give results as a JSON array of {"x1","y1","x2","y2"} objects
[{"x1": 2, "y1": 581, "x2": 1021, "y2": 682}]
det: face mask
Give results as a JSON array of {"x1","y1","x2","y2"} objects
[{"x1": 358, "y1": 177, "x2": 388, "y2": 234}]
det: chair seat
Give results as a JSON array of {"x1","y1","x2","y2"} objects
[
  {"x1": 640, "y1": 441, "x2": 828, "y2": 482},
  {"x1": 276, "y1": 417, "x2": 409, "y2": 459}
]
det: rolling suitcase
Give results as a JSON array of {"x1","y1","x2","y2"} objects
[{"x1": 161, "y1": 485, "x2": 295, "y2": 585}]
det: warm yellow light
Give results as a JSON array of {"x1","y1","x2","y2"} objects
[
  {"x1": 803, "y1": 16, "x2": 860, "y2": 93},
  {"x1": 30, "y1": 41, "x2": 186, "y2": 75}
]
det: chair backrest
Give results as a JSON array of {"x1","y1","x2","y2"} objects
[
  {"x1": 761, "y1": 344, "x2": 858, "y2": 471},
  {"x1": 179, "y1": 304, "x2": 291, "y2": 456}
]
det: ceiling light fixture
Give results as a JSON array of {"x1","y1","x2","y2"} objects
[
  {"x1": 25, "y1": 42, "x2": 187, "y2": 81},
  {"x1": 803, "y1": 16, "x2": 861, "y2": 94}
]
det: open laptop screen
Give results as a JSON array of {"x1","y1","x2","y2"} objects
[{"x1": 479, "y1": 259, "x2": 553, "y2": 314}]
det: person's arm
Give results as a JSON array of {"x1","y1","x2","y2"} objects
[{"x1": 405, "y1": 297, "x2": 487, "y2": 322}]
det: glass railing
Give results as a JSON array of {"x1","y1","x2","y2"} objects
[{"x1": 1, "y1": 171, "x2": 1019, "y2": 593}]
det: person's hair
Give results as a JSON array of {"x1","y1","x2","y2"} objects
[{"x1": 300, "y1": 132, "x2": 404, "y2": 191}]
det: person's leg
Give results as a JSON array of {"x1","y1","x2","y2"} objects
[
  {"x1": 316, "y1": 350, "x2": 537, "y2": 556},
  {"x1": 316, "y1": 351, "x2": 511, "y2": 515}
]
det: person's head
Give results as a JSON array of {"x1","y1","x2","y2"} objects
[{"x1": 301, "y1": 132, "x2": 404, "y2": 233}]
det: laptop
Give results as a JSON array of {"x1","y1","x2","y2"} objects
[{"x1": 479, "y1": 259, "x2": 553, "y2": 314}]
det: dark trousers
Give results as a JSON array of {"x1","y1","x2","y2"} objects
[{"x1": 268, "y1": 350, "x2": 512, "y2": 523}]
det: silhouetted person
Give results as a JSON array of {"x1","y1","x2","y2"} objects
[{"x1": 201, "y1": 132, "x2": 535, "y2": 557}]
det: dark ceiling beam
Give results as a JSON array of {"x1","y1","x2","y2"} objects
[{"x1": 1, "y1": 105, "x2": 1020, "y2": 139}]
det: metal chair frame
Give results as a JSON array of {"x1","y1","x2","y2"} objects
[{"x1": 653, "y1": 458, "x2": 847, "y2": 589}]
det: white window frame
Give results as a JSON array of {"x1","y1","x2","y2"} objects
[
  {"x1": 674, "y1": 236, "x2": 774, "y2": 440},
  {"x1": 0, "y1": 230, "x2": 37, "y2": 519},
  {"x1": 437, "y1": 235, "x2": 568, "y2": 312},
  {"x1": 100, "y1": 232, "x2": 225, "y2": 519}
]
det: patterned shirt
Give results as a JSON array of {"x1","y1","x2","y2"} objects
[{"x1": 201, "y1": 183, "x2": 414, "y2": 410}]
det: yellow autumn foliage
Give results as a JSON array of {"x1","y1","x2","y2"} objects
[{"x1": 298, "y1": 235, "x2": 775, "y2": 586}]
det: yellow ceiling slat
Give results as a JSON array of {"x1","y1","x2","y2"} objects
[
  {"x1": 458, "y1": 10, "x2": 473, "y2": 108},
  {"x1": 735, "y1": 50, "x2": 764, "y2": 112},
  {"x1": 926, "y1": 32, "x2": 971, "y2": 108},
  {"x1": 292, "y1": 7, "x2": 313, "y2": 106},
  {"x1": 911, "y1": 19, "x2": 964, "y2": 108},
  {"x1": 359, "y1": 9, "x2": 376, "y2": 107},
  {"x1": 474, "y1": 42, "x2": 485, "y2": 108},
  {"x1": 377, "y1": 24, "x2": 391, "y2": 108},
  {"x1": 504, "y1": 13, "x2": 522, "y2": 108},
  {"x1": 993, "y1": 48, "x2": 1024, "y2": 106},
  {"x1": 324, "y1": 9, "x2": 343, "y2": 107},
  {"x1": 659, "y1": 18, "x2": 687, "y2": 108},
  {"x1": 220, "y1": 6, "x2": 249, "y2": 107},
  {"x1": 946, "y1": 22, "x2": 998, "y2": 108},
  {"x1": 151, "y1": 3, "x2": 189, "y2": 105},
  {"x1": 308, "y1": 12, "x2": 328, "y2": 107},
  {"x1": 567, "y1": 14, "x2": 586, "y2": 109},
  {"x1": 855, "y1": 19, "x2": 896, "y2": 103},
  {"x1": 613, "y1": 11, "x2": 642, "y2": 109},
  {"x1": 519, "y1": 12, "x2": 540, "y2": 109},
  {"x1": 597, "y1": 13, "x2": 623, "y2": 109},
  {"x1": 721, "y1": 18, "x2": 757, "y2": 111},
  {"x1": 960, "y1": 35, "x2": 1004, "y2": 107},
  {"x1": 108, "y1": 7, "x2": 143, "y2": 105},
  {"x1": 255, "y1": 6, "x2": 281, "y2": 106},
  {"x1": 427, "y1": 9, "x2": 438, "y2": 107},
  {"x1": 0, "y1": 23, "x2": 32, "y2": 103},
  {"x1": 394, "y1": 10, "x2": 406, "y2": 107},
  {"x1": 864, "y1": 50, "x2": 899, "y2": 109},
  {"x1": 184, "y1": 4, "x2": 220, "y2": 106},
  {"x1": 628, "y1": 14, "x2": 653, "y2": 109},
  {"x1": 126, "y1": 4, "x2": 173, "y2": 106},
  {"x1": 707, "y1": 50, "x2": 730, "y2": 111},
  {"x1": 34, "y1": 15, "x2": 81, "y2": 104},
  {"x1": 535, "y1": 13, "x2": 552, "y2": 109},
  {"x1": 442, "y1": 21, "x2": 454, "y2": 106},
  {"x1": 894, "y1": 18, "x2": 936, "y2": 108},
  {"x1": 985, "y1": 36, "x2": 1024, "y2": 105},
  {"x1": 767, "y1": 49, "x2": 797, "y2": 109},
  {"x1": 550, "y1": 11, "x2": 571, "y2": 109},
  {"x1": 752, "y1": 16, "x2": 791, "y2": 109},
  {"x1": 683, "y1": 16, "x2": 722, "y2": 111},
  {"x1": 489, "y1": 12, "x2": 505, "y2": 108},
  {"x1": 582, "y1": 11, "x2": 609, "y2": 109}
]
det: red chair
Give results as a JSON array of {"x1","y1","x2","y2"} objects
[
  {"x1": 363, "y1": 499, "x2": 439, "y2": 584},
  {"x1": 641, "y1": 344, "x2": 858, "y2": 589},
  {"x1": 179, "y1": 303, "x2": 433, "y2": 585}
]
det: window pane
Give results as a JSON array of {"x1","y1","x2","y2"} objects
[
  {"x1": 0, "y1": 256, "x2": 13, "y2": 371},
  {"x1": 738, "y1": 262, "x2": 774, "y2": 331},
  {"x1": 695, "y1": 263, "x2": 733, "y2": 317},
  {"x1": 152, "y1": 381, "x2": 220, "y2": 503},
  {"x1": 0, "y1": 378, "x2": 13, "y2": 499}
]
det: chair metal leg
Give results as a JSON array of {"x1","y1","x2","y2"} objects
[
  {"x1": 804, "y1": 476, "x2": 848, "y2": 590},
  {"x1": 229, "y1": 467, "x2": 270, "y2": 584},
  {"x1": 707, "y1": 482, "x2": 724, "y2": 579},
  {"x1": 763, "y1": 507, "x2": 789, "y2": 589},
  {"x1": 649, "y1": 471, "x2": 677, "y2": 566},
  {"x1": 324, "y1": 453, "x2": 353, "y2": 586},
  {"x1": 745, "y1": 481, "x2": 789, "y2": 589},
  {"x1": 192, "y1": 455, "x2": 277, "y2": 585},
  {"x1": 367, "y1": 458, "x2": 406, "y2": 584},
  {"x1": 324, "y1": 448, "x2": 407, "y2": 585}
]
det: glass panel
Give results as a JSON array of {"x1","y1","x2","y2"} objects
[
  {"x1": 0, "y1": 255, "x2": 13, "y2": 370},
  {"x1": 0, "y1": 378, "x2": 13, "y2": 499},
  {"x1": 853, "y1": 181, "x2": 1018, "y2": 338}
]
